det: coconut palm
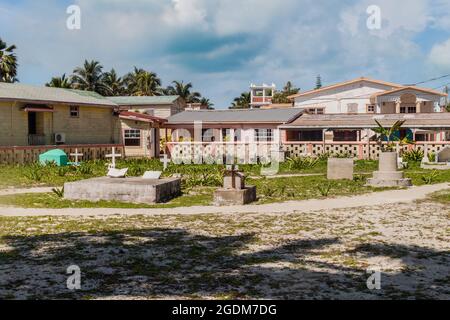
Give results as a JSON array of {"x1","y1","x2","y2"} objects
[
  {"x1": 373, "y1": 119, "x2": 411, "y2": 152},
  {"x1": 230, "y1": 92, "x2": 251, "y2": 109},
  {"x1": 200, "y1": 97, "x2": 214, "y2": 109},
  {"x1": 46, "y1": 74, "x2": 72, "y2": 88},
  {"x1": 124, "y1": 67, "x2": 161, "y2": 96},
  {"x1": 0, "y1": 38, "x2": 18, "y2": 82},
  {"x1": 166, "y1": 81, "x2": 201, "y2": 103},
  {"x1": 71, "y1": 60, "x2": 108, "y2": 94},
  {"x1": 102, "y1": 69, "x2": 124, "y2": 96}
]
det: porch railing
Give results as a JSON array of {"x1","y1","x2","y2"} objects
[{"x1": 28, "y1": 134, "x2": 46, "y2": 146}]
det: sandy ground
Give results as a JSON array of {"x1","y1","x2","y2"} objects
[
  {"x1": 0, "y1": 196, "x2": 448, "y2": 300},
  {"x1": 0, "y1": 183, "x2": 448, "y2": 217}
]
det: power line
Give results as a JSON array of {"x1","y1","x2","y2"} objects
[{"x1": 408, "y1": 74, "x2": 450, "y2": 86}]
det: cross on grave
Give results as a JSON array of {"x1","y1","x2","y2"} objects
[
  {"x1": 69, "y1": 148, "x2": 84, "y2": 164},
  {"x1": 160, "y1": 154, "x2": 170, "y2": 171},
  {"x1": 106, "y1": 147, "x2": 122, "y2": 169}
]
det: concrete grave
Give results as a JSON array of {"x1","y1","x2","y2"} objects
[
  {"x1": 367, "y1": 152, "x2": 412, "y2": 187},
  {"x1": 437, "y1": 146, "x2": 450, "y2": 163},
  {"x1": 214, "y1": 166, "x2": 256, "y2": 206},
  {"x1": 64, "y1": 177, "x2": 181, "y2": 204},
  {"x1": 327, "y1": 158, "x2": 354, "y2": 180}
]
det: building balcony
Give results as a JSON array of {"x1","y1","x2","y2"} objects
[{"x1": 251, "y1": 97, "x2": 273, "y2": 104}]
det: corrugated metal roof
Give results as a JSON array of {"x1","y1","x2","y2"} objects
[
  {"x1": 0, "y1": 83, "x2": 116, "y2": 107},
  {"x1": 108, "y1": 96, "x2": 180, "y2": 106},
  {"x1": 167, "y1": 108, "x2": 303, "y2": 124},
  {"x1": 280, "y1": 113, "x2": 450, "y2": 129}
]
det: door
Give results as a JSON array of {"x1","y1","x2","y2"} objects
[{"x1": 28, "y1": 112, "x2": 37, "y2": 135}]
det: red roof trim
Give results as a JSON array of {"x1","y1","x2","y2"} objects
[{"x1": 119, "y1": 111, "x2": 167, "y2": 123}]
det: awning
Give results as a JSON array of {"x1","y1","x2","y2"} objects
[
  {"x1": 119, "y1": 111, "x2": 167, "y2": 124},
  {"x1": 23, "y1": 105, "x2": 55, "y2": 113}
]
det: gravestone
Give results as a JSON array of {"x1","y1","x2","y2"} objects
[
  {"x1": 39, "y1": 149, "x2": 68, "y2": 166},
  {"x1": 214, "y1": 165, "x2": 256, "y2": 206},
  {"x1": 367, "y1": 152, "x2": 412, "y2": 187},
  {"x1": 327, "y1": 158, "x2": 354, "y2": 180},
  {"x1": 437, "y1": 147, "x2": 450, "y2": 163},
  {"x1": 107, "y1": 168, "x2": 128, "y2": 178},
  {"x1": 143, "y1": 171, "x2": 162, "y2": 179}
]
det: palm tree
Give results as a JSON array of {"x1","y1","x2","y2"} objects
[
  {"x1": 71, "y1": 60, "x2": 108, "y2": 94},
  {"x1": 0, "y1": 38, "x2": 18, "y2": 83},
  {"x1": 230, "y1": 92, "x2": 251, "y2": 109},
  {"x1": 200, "y1": 97, "x2": 214, "y2": 110},
  {"x1": 373, "y1": 119, "x2": 411, "y2": 152},
  {"x1": 46, "y1": 74, "x2": 72, "y2": 88},
  {"x1": 123, "y1": 67, "x2": 161, "y2": 96},
  {"x1": 103, "y1": 69, "x2": 124, "y2": 96},
  {"x1": 166, "y1": 81, "x2": 201, "y2": 103}
]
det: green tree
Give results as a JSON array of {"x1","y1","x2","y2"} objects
[
  {"x1": 46, "y1": 74, "x2": 72, "y2": 88},
  {"x1": 71, "y1": 60, "x2": 108, "y2": 94},
  {"x1": 230, "y1": 92, "x2": 251, "y2": 109},
  {"x1": 315, "y1": 75, "x2": 322, "y2": 90},
  {"x1": 103, "y1": 69, "x2": 125, "y2": 96},
  {"x1": 200, "y1": 97, "x2": 214, "y2": 109},
  {"x1": 166, "y1": 81, "x2": 201, "y2": 103},
  {"x1": 124, "y1": 67, "x2": 162, "y2": 96},
  {"x1": 272, "y1": 81, "x2": 300, "y2": 103},
  {"x1": 0, "y1": 38, "x2": 18, "y2": 82}
]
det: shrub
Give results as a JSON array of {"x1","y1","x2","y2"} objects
[
  {"x1": 23, "y1": 163, "x2": 44, "y2": 182},
  {"x1": 428, "y1": 152, "x2": 436, "y2": 163},
  {"x1": 286, "y1": 157, "x2": 319, "y2": 171},
  {"x1": 52, "y1": 187, "x2": 64, "y2": 198},
  {"x1": 422, "y1": 170, "x2": 439, "y2": 185},
  {"x1": 402, "y1": 149, "x2": 424, "y2": 162},
  {"x1": 317, "y1": 182, "x2": 334, "y2": 197}
]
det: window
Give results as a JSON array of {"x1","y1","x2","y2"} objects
[
  {"x1": 202, "y1": 129, "x2": 216, "y2": 142},
  {"x1": 124, "y1": 129, "x2": 141, "y2": 146},
  {"x1": 255, "y1": 129, "x2": 273, "y2": 142},
  {"x1": 306, "y1": 107, "x2": 325, "y2": 114},
  {"x1": 70, "y1": 106, "x2": 79, "y2": 118},
  {"x1": 295, "y1": 130, "x2": 323, "y2": 142},
  {"x1": 334, "y1": 130, "x2": 358, "y2": 142},
  {"x1": 347, "y1": 103, "x2": 358, "y2": 114},
  {"x1": 400, "y1": 106, "x2": 417, "y2": 114},
  {"x1": 367, "y1": 104, "x2": 375, "y2": 113}
]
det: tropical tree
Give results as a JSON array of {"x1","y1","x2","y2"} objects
[
  {"x1": 123, "y1": 67, "x2": 162, "y2": 96},
  {"x1": 46, "y1": 74, "x2": 72, "y2": 88},
  {"x1": 230, "y1": 92, "x2": 251, "y2": 109},
  {"x1": 200, "y1": 97, "x2": 214, "y2": 110},
  {"x1": 102, "y1": 69, "x2": 124, "y2": 96},
  {"x1": 373, "y1": 119, "x2": 413, "y2": 152},
  {"x1": 166, "y1": 81, "x2": 201, "y2": 103},
  {"x1": 272, "y1": 81, "x2": 300, "y2": 103},
  {"x1": 71, "y1": 60, "x2": 108, "y2": 94},
  {"x1": 0, "y1": 38, "x2": 18, "y2": 82},
  {"x1": 315, "y1": 75, "x2": 322, "y2": 90}
]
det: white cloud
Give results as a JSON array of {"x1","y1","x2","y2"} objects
[
  {"x1": 428, "y1": 38, "x2": 450, "y2": 69},
  {"x1": 163, "y1": 0, "x2": 207, "y2": 29}
]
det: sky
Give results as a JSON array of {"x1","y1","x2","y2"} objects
[{"x1": 1, "y1": 0, "x2": 450, "y2": 108}]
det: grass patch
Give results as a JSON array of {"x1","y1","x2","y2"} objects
[
  {"x1": 0, "y1": 190, "x2": 213, "y2": 209},
  {"x1": 427, "y1": 189, "x2": 450, "y2": 204}
]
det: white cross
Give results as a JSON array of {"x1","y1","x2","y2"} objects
[
  {"x1": 70, "y1": 148, "x2": 84, "y2": 164},
  {"x1": 106, "y1": 147, "x2": 122, "y2": 169},
  {"x1": 160, "y1": 154, "x2": 170, "y2": 171}
]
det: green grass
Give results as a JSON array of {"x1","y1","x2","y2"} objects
[
  {"x1": 0, "y1": 190, "x2": 213, "y2": 209},
  {"x1": 428, "y1": 189, "x2": 450, "y2": 204}
]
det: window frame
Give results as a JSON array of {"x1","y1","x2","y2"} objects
[
  {"x1": 366, "y1": 104, "x2": 375, "y2": 113},
  {"x1": 70, "y1": 106, "x2": 80, "y2": 118},
  {"x1": 124, "y1": 129, "x2": 142, "y2": 147},
  {"x1": 255, "y1": 129, "x2": 274, "y2": 142}
]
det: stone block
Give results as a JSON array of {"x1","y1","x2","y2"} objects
[
  {"x1": 223, "y1": 172, "x2": 245, "y2": 190},
  {"x1": 64, "y1": 177, "x2": 181, "y2": 204},
  {"x1": 437, "y1": 147, "x2": 450, "y2": 163},
  {"x1": 214, "y1": 186, "x2": 257, "y2": 206},
  {"x1": 327, "y1": 158, "x2": 354, "y2": 180}
]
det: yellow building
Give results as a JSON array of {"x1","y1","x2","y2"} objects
[{"x1": 0, "y1": 83, "x2": 121, "y2": 147}]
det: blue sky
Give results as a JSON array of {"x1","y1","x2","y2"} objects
[{"x1": 1, "y1": 0, "x2": 450, "y2": 107}]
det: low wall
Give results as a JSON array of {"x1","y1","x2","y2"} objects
[
  {"x1": 283, "y1": 141, "x2": 450, "y2": 160},
  {"x1": 0, "y1": 144, "x2": 125, "y2": 165}
]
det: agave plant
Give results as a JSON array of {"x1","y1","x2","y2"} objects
[{"x1": 373, "y1": 119, "x2": 413, "y2": 152}]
